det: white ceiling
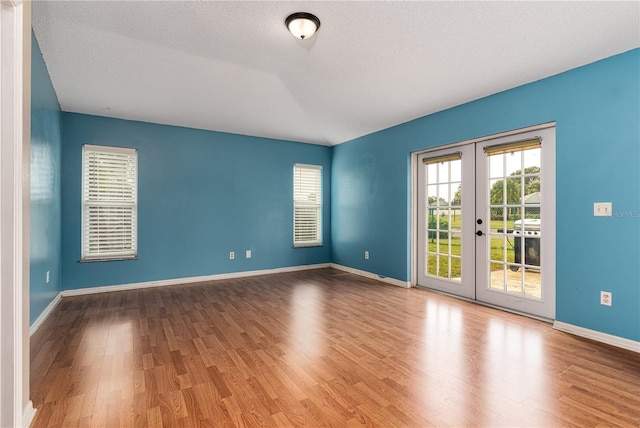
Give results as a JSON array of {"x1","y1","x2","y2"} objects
[{"x1": 32, "y1": 1, "x2": 640, "y2": 146}]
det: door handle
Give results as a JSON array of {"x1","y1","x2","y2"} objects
[{"x1": 476, "y1": 230, "x2": 484, "y2": 236}]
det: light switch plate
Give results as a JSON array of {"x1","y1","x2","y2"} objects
[{"x1": 594, "y1": 202, "x2": 612, "y2": 217}]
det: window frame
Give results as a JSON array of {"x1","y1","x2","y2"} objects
[
  {"x1": 81, "y1": 144, "x2": 138, "y2": 262},
  {"x1": 293, "y1": 163, "x2": 323, "y2": 248}
]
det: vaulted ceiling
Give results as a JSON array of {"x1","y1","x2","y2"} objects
[{"x1": 32, "y1": 1, "x2": 640, "y2": 146}]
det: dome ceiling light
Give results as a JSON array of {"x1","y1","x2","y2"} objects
[{"x1": 285, "y1": 12, "x2": 321, "y2": 40}]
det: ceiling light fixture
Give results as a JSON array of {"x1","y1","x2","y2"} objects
[{"x1": 285, "y1": 12, "x2": 321, "y2": 40}]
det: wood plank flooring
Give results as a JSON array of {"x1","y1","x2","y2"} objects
[{"x1": 30, "y1": 268, "x2": 640, "y2": 427}]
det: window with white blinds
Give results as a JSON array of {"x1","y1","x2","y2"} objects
[
  {"x1": 293, "y1": 164, "x2": 322, "y2": 247},
  {"x1": 82, "y1": 145, "x2": 138, "y2": 261}
]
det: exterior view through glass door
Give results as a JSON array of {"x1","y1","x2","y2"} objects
[{"x1": 417, "y1": 126, "x2": 555, "y2": 320}]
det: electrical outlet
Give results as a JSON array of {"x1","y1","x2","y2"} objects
[
  {"x1": 229, "y1": 251, "x2": 235, "y2": 260},
  {"x1": 594, "y1": 202, "x2": 612, "y2": 217},
  {"x1": 600, "y1": 291, "x2": 612, "y2": 306},
  {"x1": 46, "y1": 271, "x2": 50, "y2": 283},
  {"x1": 246, "y1": 250, "x2": 251, "y2": 259},
  {"x1": 364, "y1": 251, "x2": 369, "y2": 260}
]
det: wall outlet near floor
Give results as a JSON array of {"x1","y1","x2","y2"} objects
[
  {"x1": 600, "y1": 291, "x2": 612, "y2": 306},
  {"x1": 594, "y1": 202, "x2": 612, "y2": 217},
  {"x1": 364, "y1": 250, "x2": 369, "y2": 260},
  {"x1": 246, "y1": 250, "x2": 251, "y2": 259},
  {"x1": 229, "y1": 251, "x2": 235, "y2": 260},
  {"x1": 46, "y1": 271, "x2": 50, "y2": 283}
]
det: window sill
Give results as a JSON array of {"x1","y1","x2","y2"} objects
[
  {"x1": 79, "y1": 256, "x2": 138, "y2": 263},
  {"x1": 293, "y1": 242, "x2": 323, "y2": 248}
]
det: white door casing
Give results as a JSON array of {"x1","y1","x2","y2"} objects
[{"x1": 0, "y1": 0, "x2": 34, "y2": 426}]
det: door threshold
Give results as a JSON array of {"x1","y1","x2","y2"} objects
[{"x1": 414, "y1": 284, "x2": 554, "y2": 324}]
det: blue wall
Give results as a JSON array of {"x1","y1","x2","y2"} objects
[
  {"x1": 41, "y1": 46, "x2": 638, "y2": 343},
  {"x1": 61, "y1": 114, "x2": 332, "y2": 290},
  {"x1": 30, "y1": 32, "x2": 63, "y2": 324},
  {"x1": 332, "y1": 49, "x2": 640, "y2": 341}
]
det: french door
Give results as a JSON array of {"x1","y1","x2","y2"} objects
[
  {"x1": 417, "y1": 144, "x2": 476, "y2": 299},
  {"x1": 417, "y1": 126, "x2": 555, "y2": 319}
]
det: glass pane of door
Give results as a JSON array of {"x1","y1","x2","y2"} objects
[
  {"x1": 486, "y1": 147, "x2": 542, "y2": 299},
  {"x1": 425, "y1": 158, "x2": 462, "y2": 280}
]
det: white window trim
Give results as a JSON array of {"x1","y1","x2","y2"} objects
[
  {"x1": 81, "y1": 144, "x2": 138, "y2": 262},
  {"x1": 293, "y1": 163, "x2": 323, "y2": 248}
]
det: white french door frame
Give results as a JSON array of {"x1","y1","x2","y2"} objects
[{"x1": 411, "y1": 122, "x2": 556, "y2": 320}]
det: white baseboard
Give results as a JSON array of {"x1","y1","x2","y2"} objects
[
  {"x1": 29, "y1": 292, "x2": 62, "y2": 336},
  {"x1": 553, "y1": 321, "x2": 640, "y2": 353},
  {"x1": 22, "y1": 401, "x2": 36, "y2": 427},
  {"x1": 330, "y1": 263, "x2": 411, "y2": 288},
  {"x1": 61, "y1": 263, "x2": 331, "y2": 297}
]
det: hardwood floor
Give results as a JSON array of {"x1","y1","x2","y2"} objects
[{"x1": 30, "y1": 268, "x2": 640, "y2": 427}]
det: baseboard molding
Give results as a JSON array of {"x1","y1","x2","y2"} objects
[
  {"x1": 23, "y1": 400, "x2": 36, "y2": 427},
  {"x1": 330, "y1": 263, "x2": 411, "y2": 288},
  {"x1": 553, "y1": 321, "x2": 640, "y2": 353},
  {"x1": 29, "y1": 292, "x2": 62, "y2": 336},
  {"x1": 61, "y1": 263, "x2": 331, "y2": 297}
]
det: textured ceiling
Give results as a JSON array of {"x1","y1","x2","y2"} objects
[{"x1": 32, "y1": 1, "x2": 640, "y2": 146}]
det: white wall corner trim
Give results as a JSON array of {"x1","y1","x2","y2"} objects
[
  {"x1": 61, "y1": 264, "x2": 331, "y2": 297},
  {"x1": 553, "y1": 321, "x2": 640, "y2": 353},
  {"x1": 22, "y1": 401, "x2": 35, "y2": 428},
  {"x1": 329, "y1": 263, "x2": 411, "y2": 288},
  {"x1": 0, "y1": 1, "x2": 31, "y2": 426},
  {"x1": 29, "y1": 292, "x2": 62, "y2": 336}
]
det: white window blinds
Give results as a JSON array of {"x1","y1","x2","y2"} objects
[
  {"x1": 82, "y1": 145, "x2": 138, "y2": 261},
  {"x1": 293, "y1": 164, "x2": 322, "y2": 247}
]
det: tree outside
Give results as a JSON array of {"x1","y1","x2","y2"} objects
[{"x1": 489, "y1": 166, "x2": 540, "y2": 220}]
